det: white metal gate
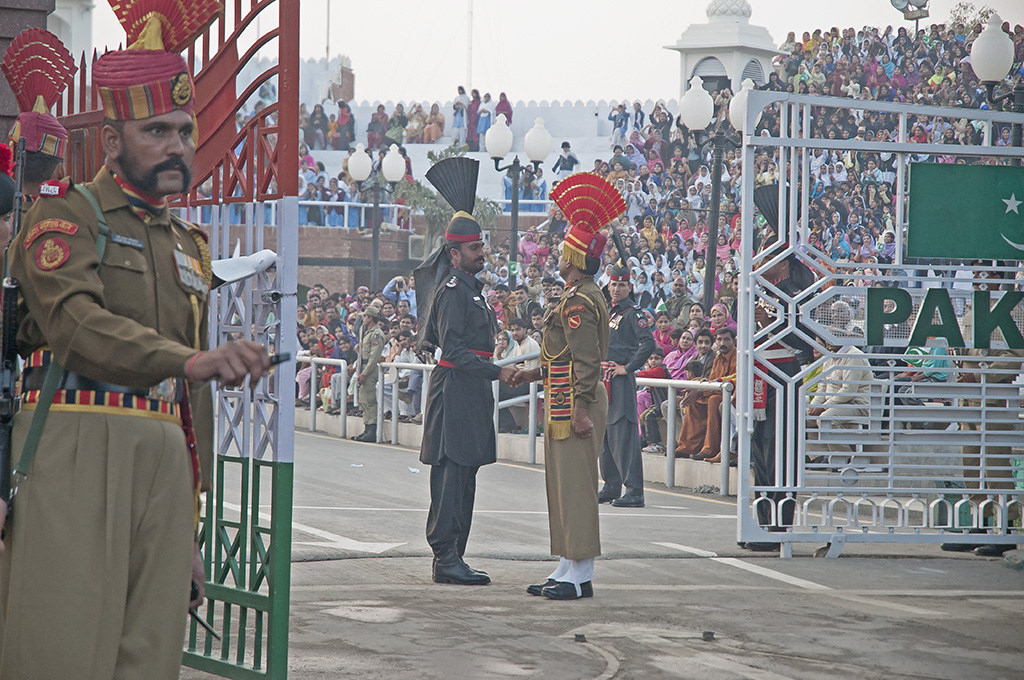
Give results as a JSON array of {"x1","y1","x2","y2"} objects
[{"x1": 736, "y1": 91, "x2": 1024, "y2": 556}]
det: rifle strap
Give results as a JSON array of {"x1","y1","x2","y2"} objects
[{"x1": 14, "y1": 185, "x2": 109, "y2": 479}]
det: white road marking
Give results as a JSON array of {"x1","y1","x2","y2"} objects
[
  {"x1": 656, "y1": 543, "x2": 946, "y2": 616},
  {"x1": 709, "y1": 557, "x2": 834, "y2": 591},
  {"x1": 223, "y1": 501, "x2": 405, "y2": 554},
  {"x1": 652, "y1": 542, "x2": 719, "y2": 558}
]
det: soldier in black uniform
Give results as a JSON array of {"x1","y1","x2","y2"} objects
[
  {"x1": 599, "y1": 265, "x2": 655, "y2": 508},
  {"x1": 416, "y1": 157, "x2": 516, "y2": 585}
]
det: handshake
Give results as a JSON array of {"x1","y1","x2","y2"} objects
[{"x1": 496, "y1": 366, "x2": 542, "y2": 388}]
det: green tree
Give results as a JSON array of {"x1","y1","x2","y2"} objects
[
  {"x1": 947, "y1": 2, "x2": 994, "y2": 29},
  {"x1": 393, "y1": 142, "x2": 501, "y2": 251}
]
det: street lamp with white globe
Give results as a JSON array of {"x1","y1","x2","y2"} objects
[
  {"x1": 349, "y1": 143, "x2": 406, "y2": 290},
  {"x1": 969, "y1": 14, "x2": 1024, "y2": 153},
  {"x1": 679, "y1": 75, "x2": 743, "y2": 314},
  {"x1": 486, "y1": 115, "x2": 550, "y2": 287}
]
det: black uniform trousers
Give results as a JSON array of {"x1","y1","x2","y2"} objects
[
  {"x1": 751, "y1": 358, "x2": 800, "y2": 529},
  {"x1": 425, "y1": 458, "x2": 479, "y2": 559},
  {"x1": 600, "y1": 421, "x2": 644, "y2": 496}
]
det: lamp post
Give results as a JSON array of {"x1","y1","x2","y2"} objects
[
  {"x1": 486, "y1": 115, "x2": 551, "y2": 288},
  {"x1": 679, "y1": 76, "x2": 749, "y2": 314},
  {"x1": 349, "y1": 143, "x2": 406, "y2": 290},
  {"x1": 969, "y1": 13, "x2": 1024, "y2": 153}
]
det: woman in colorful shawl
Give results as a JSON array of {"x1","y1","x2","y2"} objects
[
  {"x1": 423, "y1": 103, "x2": 445, "y2": 143},
  {"x1": 708, "y1": 303, "x2": 737, "y2": 336},
  {"x1": 495, "y1": 92, "x2": 513, "y2": 124},
  {"x1": 652, "y1": 311, "x2": 675, "y2": 355},
  {"x1": 467, "y1": 89, "x2": 481, "y2": 150},
  {"x1": 476, "y1": 92, "x2": 496, "y2": 139},
  {"x1": 367, "y1": 105, "x2": 388, "y2": 149}
]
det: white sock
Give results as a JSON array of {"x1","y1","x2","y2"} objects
[
  {"x1": 563, "y1": 558, "x2": 595, "y2": 596},
  {"x1": 546, "y1": 556, "x2": 570, "y2": 581}
]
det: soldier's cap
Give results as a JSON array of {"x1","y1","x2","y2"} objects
[
  {"x1": 425, "y1": 157, "x2": 482, "y2": 243},
  {"x1": 362, "y1": 305, "x2": 382, "y2": 320},
  {"x1": 1, "y1": 28, "x2": 76, "y2": 159},
  {"x1": 608, "y1": 265, "x2": 630, "y2": 282},
  {"x1": 92, "y1": 0, "x2": 222, "y2": 122},
  {"x1": 551, "y1": 173, "x2": 625, "y2": 270}
]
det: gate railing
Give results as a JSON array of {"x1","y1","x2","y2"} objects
[{"x1": 735, "y1": 91, "x2": 1024, "y2": 557}]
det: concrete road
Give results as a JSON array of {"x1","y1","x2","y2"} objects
[{"x1": 182, "y1": 431, "x2": 1024, "y2": 679}]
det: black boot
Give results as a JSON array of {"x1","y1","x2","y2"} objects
[
  {"x1": 432, "y1": 552, "x2": 490, "y2": 586},
  {"x1": 352, "y1": 424, "x2": 376, "y2": 442}
]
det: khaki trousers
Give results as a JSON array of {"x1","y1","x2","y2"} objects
[
  {"x1": 544, "y1": 388, "x2": 607, "y2": 560},
  {"x1": 359, "y1": 374, "x2": 379, "y2": 425},
  {"x1": 0, "y1": 409, "x2": 195, "y2": 680}
]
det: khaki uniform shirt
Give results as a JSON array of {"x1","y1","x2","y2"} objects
[
  {"x1": 542, "y1": 277, "x2": 609, "y2": 408},
  {"x1": 359, "y1": 325, "x2": 386, "y2": 379},
  {"x1": 10, "y1": 167, "x2": 212, "y2": 478}
]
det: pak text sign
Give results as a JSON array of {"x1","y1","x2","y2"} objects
[{"x1": 907, "y1": 163, "x2": 1024, "y2": 260}]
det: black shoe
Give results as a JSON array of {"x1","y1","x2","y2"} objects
[
  {"x1": 974, "y1": 544, "x2": 1015, "y2": 557},
  {"x1": 436, "y1": 555, "x2": 488, "y2": 577},
  {"x1": 527, "y1": 578, "x2": 557, "y2": 596},
  {"x1": 598, "y1": 486, "x2": 620, "y2": 504},
  {"x1": 744, "y1": 542, "x2": 781, "y2": 552},
  {"x1": 541, "y1": 581, "x2": 593, "y2": 600},
  {"x1": 611, "y1": 494, "x2": 644, "y2": 508},
  {"x1": 351, "y1": 425, "x2": 376, "y2": 442},
  {"x1": 432, "y1": 557, "x2": 491, "y2": 586}
]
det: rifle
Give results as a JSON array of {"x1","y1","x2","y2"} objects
[{"x1": 1, "y1": 138, "x2": 27, "y2": 519}]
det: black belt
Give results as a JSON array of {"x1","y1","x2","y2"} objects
[{"x1": 21, "y1": 367, "x2": 185, "y2": 402}]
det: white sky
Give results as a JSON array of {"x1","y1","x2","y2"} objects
[{"x1": 90, "y1": 0, "x2": 1024, "y2": 103}]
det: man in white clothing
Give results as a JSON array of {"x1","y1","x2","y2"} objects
[{"x1": 806, "y1": 306, "x2": 874, "y2": 464}]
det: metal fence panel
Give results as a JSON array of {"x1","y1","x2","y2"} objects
[{"x1": 737, "y1": 92, "x2": 1024, "y2": 555}]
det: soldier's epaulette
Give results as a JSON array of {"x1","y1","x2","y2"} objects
[
  {"x1": 170, "y1": 214, "x2": 209, "y2": 243},
  {"x1": 37, "y1": 179, "x2": 71, "y2": 198}
]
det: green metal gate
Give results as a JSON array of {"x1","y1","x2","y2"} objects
[{"x1": 180, "y1": 1, "x2": 300, "y2": 676}]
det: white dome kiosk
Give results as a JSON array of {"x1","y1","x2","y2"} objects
[{"x1": 665, "y1": 0, "x2": 783, "y2": 96}]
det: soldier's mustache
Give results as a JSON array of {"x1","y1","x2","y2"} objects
[{"x1": 153, "y1": 158, "x2": 192, "y2": 183}]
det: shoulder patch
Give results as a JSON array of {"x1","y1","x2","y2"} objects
[
  {"x1": 566, "y1": 314, "x2": 582, "y2": 329},
  {"x1": 36, "y1": 236, "x2": 71, "y2": 271},
  {"x1": 24, "y1": 218, "x2": 78, "y2": 249},
  {"x1": 38, "y1": 180, "x2": 70, "y2": 198},
  {"x1": 563, "y1": 303, "x2": 585, "y2": 317},
  {"x1": 445, "y1": 275, "x2": 458, "y2": 288}
]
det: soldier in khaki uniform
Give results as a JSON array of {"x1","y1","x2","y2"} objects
[
  {"x1": 514, "y1": 173, "x2": 621, "y2": 600},
  {"x1": 353, "y1": 305, "x2": 387, "y2": 442},
  {"x1": 0, "y1": 5, "x2": 271, "y2": 679}
]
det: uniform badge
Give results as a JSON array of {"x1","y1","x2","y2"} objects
[
  {"x1": 38, "y1": 180, "x2": 69, "y2": 197},
  {"x1": 567, "y1": 314, "x2": 581, "y2": 329},
  {"x1": 36, "y1": 236, "x2": 70, "y2": 270},
  {"x1": 173, "y1": 250, "x2": 209, "y2": 295},
  {"x1": 445, "y1": 275, "x2": 458, "y2": 288},
  {"x1": 563, "y1": 303, "x2": 584, "y2": 316},
  {"x1": 637, "y1": 311, "x2": 652, "y2": 329},
  {"x1": 24, "y1": 218, "x2": 78, "y2": 249},
  {"x1": 172, "y1": 73, "x2": 193, "y2": 106}
]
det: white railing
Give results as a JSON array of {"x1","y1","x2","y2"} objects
[
  {"x1": 636, "y1": 376, "x2": 734, "y2": 496},
  {"x1": 364, "y1": 352, "x2": 736, "y2": 496},
  {"x1": 297, "y1": 200, "x2": 413, "y2": 229},
  {"x1": 295, "y1": 356, "x2": 349, "y2": 438},
  {"x1": 500, "y1": 199, "x2": 552, "y2": 216}
]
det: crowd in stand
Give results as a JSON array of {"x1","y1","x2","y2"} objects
[{"x1": 294, "y1": 19, "x2": 1024, "y2": 454}]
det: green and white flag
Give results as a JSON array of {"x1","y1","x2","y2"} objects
[{"x1": 907, "y1": 163, "x2": 1024, "y2": 260}]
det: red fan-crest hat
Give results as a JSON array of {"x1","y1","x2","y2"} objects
[
  {"x1": 92, "y1": 0, "x2": 222, "y2": 121},
  {"x1": 1, "y1": 28, "x2": 76, "y2": 158}
]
